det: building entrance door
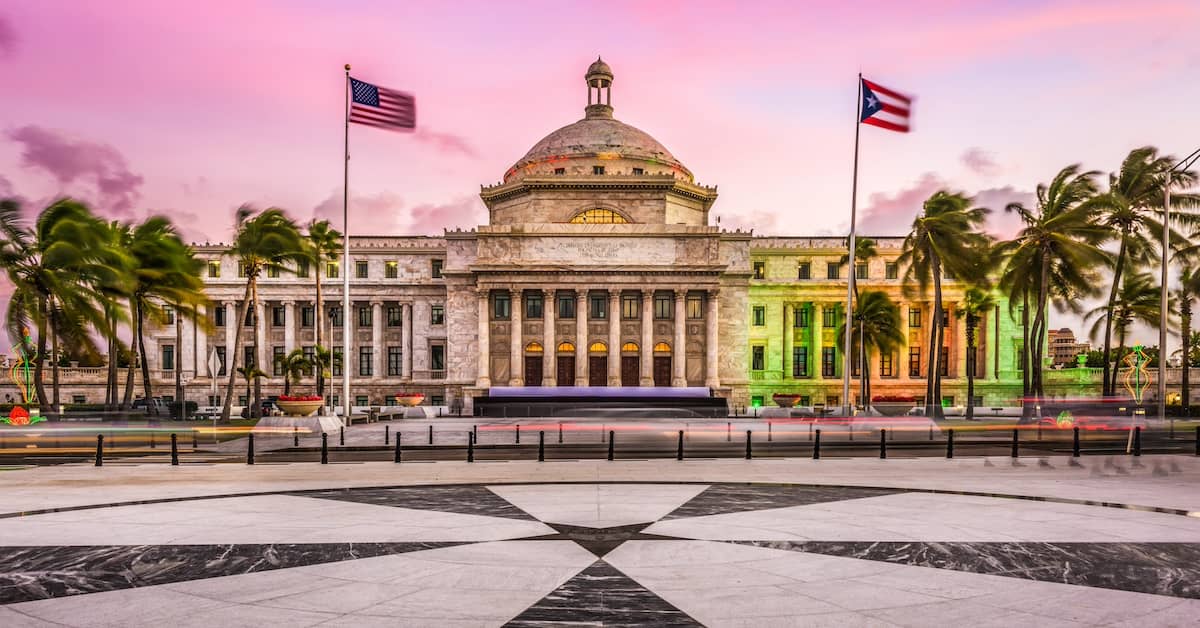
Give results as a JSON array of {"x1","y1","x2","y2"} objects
[
  {"x1": 620, "y1": 356, "x2": 639, "y2": 386},
  {"x1": 524, "y1": 356, "x2": 543, "y2": 387},
  {"x1": 588, "y1": 356, "x2": 607, "y2": 387},
  {"x1": 557, "y1": 356, "x2": 575, "y2": 386},
  {"x1": 653, "y1": 356, "x2": 671, "y2": 387}
]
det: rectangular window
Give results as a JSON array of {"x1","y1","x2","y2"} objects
[
  {"x1": 822, "y1": 347, "x2": 837, "y2": 378},
  {"x1": 493, "y1": 293, "x2": 511, "y2": 320},
  {"x1": 161, "y1": 345, "x2": 175, "y2": 371},
  {"x1": 207, "y1": 261, "x2": 221, "y2": 278},
  {"x1": 589, "y1": 294, "x2": 607, "y2": 319},
  {"x1": 558, "y1": 294, "x2": 576, "y2": 319},
  {"x1": 796, "y1": 306, "x2": 809, "y2": 328},
  {"x1": 909, "y1": 347, "x2": 921, "y2": 377},
  {"x1": 554, "y1": 167, "x2": 565, "y2": 175},
  {"x1": 525, "y1": 293, "x2": 543, "y2": 319},
  {"x1": 431, "y1": 304, "x2": 445, "y2": 325},
  {"x1": 687, "y1": 295, "x2": 703, "y2": 319},
  {"x1": 330, "y1": 306, "x2": 343, "y2": 327},
  {"x1": 355, "y1": 260, "x2": 368, "y2": 278},
  {"x1": 753, "y1": 261, "x2": 765, "y2": 279},
  {"x1": 297, "y1": 260, "x2": 310, "y2": 278},
  {"x1": 387, "y1": 346, "x2": 402, "y2": 376},
  {"x1": 358, "y1": 306, "x2": 372, "y2": 328},
  {"x1": 885, "y1": 262, "x2": 898, "y2": 280},
  {"x1": 359, "y1": 347, "x2": 373, "y2": 377},
  {"x1": 163, "y1": 306, "x2": 175, "y2": 325},
  {"x1": 214, "y1": 306, "x2": 226, "y2": 327},
  {"x1": 622, "y1": 295, "x2": 640, "y2": 320},
  {"x1": 385, "y1": 261, "x2": 398, "y2": 278},
  {"x1": 244, "y1": 307, "x2": 255, "y2": 327},
  {"x1": 855, "y1": 263, "x2": 868, "y2": 280},
  {"x1": 797, "y1": 262, "x2": 811, "y2": 280},
  {"x1": 826, "y1": 262, "x2": 841, "y2": 280},
  {"x1": 654, "y1": 294, "x2": 672, "y2": 319},
  {"x1": 272, "y1": 346, "x2": 285, "y2": 376},
  {"x1": 940, "y1": 346, "x2": 949, "y2": 376},
  {"x1": 271, "y1": 306, "x2": 285, "y2": 327},
  {"x1": 244, "y1": 346, "x2": 255, "y2": 369},
  {"x1": 387, "y1": 306, "x2": 402, "y2": 327},
  {"x1": 880, "y1": 352, "x2": 894, "y2": 377},
  {"x1": 432, "y1": 259, "x2": 444, "y2": 278},
  {"x1": 430, "y1": 343, "x2": 445, "y2": 371},
  {"x1": 237, "y1": 261, "x2": 246, "y2": 278},
  {"x1": 302, "y1": 346, "x2": 314, "y2": 375},
  {"x1": 632, "y1": 167, "x2": 644, "y2": 175},
  {"x1": 751, "y1": 345, "x2": 765, "y2": 371},
  {"x1": 822, "y1": 307, "x2": 837, "y2": 328},
  {"x1": 593, "y1": 165, "x2": 605, "y2": 175},
  {"x1": 238, "y1": 395, "x2": 247, "y2": 406},
  {"x1": 752, "y1": 306, "x2": 766, "y2": 326},
  {"x1": 430, "y1": 395, "x2": 444, "y2": 406},
  {"x1": 267, "y1": 265, "x2": 280, "y2": 278},
  {"x1": 851, "y1": 348, "x2": 862, "y2": 377},
  {"x1": 800, "y1": 395, "x2": 811, "y2": 406},
  {"x1": 326, "y1": 262, "x2": 339, "y2": 278},
  {"x1": 355, "y1": 395, "x2": 369, "y2": 407},
  {"x1": 301, "y1": 306, "x2": 314, "y2": 328},
  {"x1": 909, "y1": 307, "x2": 921, "y2": 328},
  {"x1": 793, "y1": 347, "x2": 808, "y2": 377},
  {"x1": 332, "y1": 347, "x2": 343, "y2": 376},
  {"x1": 215, "y1": 346, "x2": 226, "y2": 376},
  {"x1": 826, "y1": 395, "x2": 840, "y2": 408}
]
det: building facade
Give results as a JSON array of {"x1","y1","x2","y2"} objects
[{"x1": 127, "y1": 59, "x2": 1038, "y2": 413}]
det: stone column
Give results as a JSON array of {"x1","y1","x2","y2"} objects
[
  {"x1": 542, "y1": 290, "x2": 556, "y2": 386},
  {"x1": 672, "y1": 289, "x2": 686, "y2": 387},
  {"x1": 371, "y1": 300, "x2": 383, "y2": 380},
  {"x1": 283, "y1": 301, "x2": 296, "y2": 354},
  {"x1": 955, "y1": 304, "x2": 968, "y2": 380},
  {"x1": 782, "y1": 301, "x2": 792, "y2": 378},
  {"x1": 224, "y1": 301, "x2": 235, "y2": 375},
  {"x1": 814, "y1": 302, "x2": 825, "y2": 382},
  {"x1": 402, "y1": 302, "x2": 413, "y2": 380},
  {"x1": 608, "y1": 291, "x2": 620, "y2": 386},
  {"x1": 575, "y1": 290, "x2": 588, "y2": 384},
  {"x1": 509, "y1": 290, "x2": 523, "y2": 386},
  {"x1": 899, "y1": 300, "x2": 910, "y2": 380},
  {"x1": 640, "y1": 291, "x2": 653, "y2": 386},
  {"x1": 255, "y1": 301, "x2": 267, "y2": 373},
  {"x1": 705, "y1": 289, "x2": 720, "y2": 388},
  {"x1": 195, "y1": 304, "x2": 207, "y2": 378},
  {"x1": 476, "y1": 290, "x2": 491, "y2": 388}
]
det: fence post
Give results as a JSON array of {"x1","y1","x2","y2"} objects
[
  {"x1": 150, "y1": 432, "x2": 156, "y2": 449},
  {"x1": 394, "y1": 434, "x2": 402, "y2": 463},
  {"x1": 473, "y1": 424, "x2": 478, "y2": 444},
  {"x1": 293, "y1": 426, "x2": 299, "y2": 447},
  {"x1": 813, "y1": 429, "x2": 820, "y2": 459},
  {"x1": 677, "y1": 430, "x2": 684, "y2": 461},
  {"x1": 809, "y1": 422, "x2": 813, "y2": 441},
  {"x1": 946, "y1": 429, "x2": 954, "y2": 458},
  {"x1": 468, "y1": 432, "x2": 474, "y2": 462},
  {"x1": 246, "y1": 433, "x2": 255, "y2": 465},
  {"x1": 1133, "y1": 426, "x2": 1142, "y2": 457},
  {"x1": 94, "y1": 434, "x2": 103, "y2": 467},
  {"x1": 559, "y1": 422, "x2": 563, "y2": 444},
  {"x1": 339, "y1": 426, "x2": 344, "y2": 446},
  {"x1": 768, "y1": 421, "x2": 772, "y2": 442},
  {"x1": 539, "y1": 431, "x2": 545, "y2": 462},
  {"x1": 1073, "y1": 426, "x2": 1080, "y2": 457},
  {"x1": 607, "y1": 431, "x2": 614, "y2": 461},
  {"x1": 321, "y1": 433, "x2": 328, "y2": 464},
  {"x1": 192, "y1": 430, "x2": 198, "y2": 450},
  {"x1": 516, "y1": 424, "x2": 520, "y2": 444},
  {"x1": 170, "y1": 433, "x2": 179, "y2": 466},
  {"x1": 745, "y1": 430, "x2": 752, "y2": 459},
  {"x1": 879, "y1": 429, "x2": 887, "y2": 459},
  {"x1": 727, "y1": 421, "x2": 731, "y2": 442},
  {"x1": 385, "y1": 425, "x2": 390, "y2": 445},
  {"x1": 429, "y1": 424, "x2": 433, "y2": 445},
  {"x1": 1011, "y1": 428, "x2": 1019, "y2": 458},
  {"x1": 1195, "y1": 426, "x2": 1199, "y2": 456}
]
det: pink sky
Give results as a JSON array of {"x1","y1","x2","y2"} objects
[{"x1": 2, "y1": 0, "x2": 1199, "y2": 340}]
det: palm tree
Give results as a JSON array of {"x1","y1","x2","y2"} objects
[
  {"x1": 305, "y1": 220, "x2": 341, "y2": 398},
  {"x1": 960, "y1": 288, "x2": 995, "y2": 420},
  {"x1": 1094, "y1": 147, "x2": 1200, "y2": 395},
  {"x1": 841, "y1": 237, "x2": 877, "y2": 408},
  {"x1": 1085, "y1": 271, "x2": 1171, "y2": 398},
  {"x1": 839, "y1": 290, "x2": 903, "y2": 410},
  {"x1": 998, "y1": 165, "x2": 1111, "y2": 408},
  {"x1": 275, "y1": 348, "x2": 312, "y2": 397},
  {"x1": 220, "y1": 207, "x2": 304, "y2": 421},
  {"x1": 97, "y1": 220, "x2": 133, "y2": 411},
  {"x1": 1173, "y1": 266, "x2": 1200, "y2": 411},
  {"x1": 235, "y1": 365, "x2": 266, "y2": 417},
  {"x1": 898, "y1": 191, "x2": 992, "y2": 418}
]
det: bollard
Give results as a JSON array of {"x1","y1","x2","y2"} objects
[
  {"x1": 1037, "y1": 421, "x2": 1043, "y2": 441},
  {"x1": 677, "y1": 430, "x2": 684, "y2": 461},
  {"x1": 809, "y1": 422, "x2": 813, "y2": 441},
  {"x1": 929, "y1": 424, "x2": 934, "y2": 441},
  {"x1": 1196, "y1": 426, "x2": 1199, "y2": 456},
  {"x1": 293, "y1": 426, "x2": 299, "y2": 447},
  {"x1": 813, "y1": 429, "x2": 821, "y2": 459},
  {"x1": 473, "y1": 424, "x2": 478, "y2": 444},
  {"x1": 192, "y1": 430, "x2": 198, "y2": 450},
  {"x1": 468, "y1": 432, "x2": 475, "y2": 462},
  {"x1": 607, "y1": 431, "x2": 615, "y2": 461},
  {"x1": 321, "y1": 433, "x2": 328, "y2": 464},
  {"x1": 539, "y1": 431, "x2": 545, "y2": 462},
  {"x1": 516, "y1": 424, "x2": 520, "y2": 444},
  {"x1": 768, "y1": 421, "x2": 773, "y2": 442},
  {"x1": 429, "y1": 425, "x2": 433, "y2": 445},
  {"x1": 94, "y1": 434, "x2": 104, "y2": 466},
  {"x1": 946, "y1": 429, "x2": 954, "y2": 458},
  {"x1": 1133, "y1": 426, "x2": 1142, "y2": 457},
  {"x1": 745, "y1": 430, "x2": 752, "y2": 459},
  {"x1": 339, "y1": 426, "x2": 344, "y2": 446},
  {"x1": 170, "y1": 433, "x2": 179, "y2": 466},
  {"x1": 1011, "y1": 428, "x2": 1019, "y2": 458},
  {"x1": 246, "y1": 433, "x2": 255, "y2": 465},
  {"x1": 558, "y1": 422, "x2": 563, "y2": 444},
  {"x1": 1073, "y1": 426, "x2": 1081, "y2": 457},
  {"x1": 394, "y1": 434, "x2": 402, "y2": 463},
  {"x1": 150, "y1": 432, "x2": 156, "y2": 449},
  {"x1": 385, "y1": 425, "x2": 390, "y2": 445},
  {"x1": 880, "y1": 429, "x2": 887, "y2": 459},
  {"x1": 727, "y1": 421, "x2": 731, "y2": 442}
]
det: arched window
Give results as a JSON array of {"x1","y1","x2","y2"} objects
[
  {"x1": 556, "y1": 342, "x2": 575, "y2": 353},
  {"x1": 653, "y1": 342, "x2": 671, "y2": 353},
  {"x1": 621, "y1": 342, "x2": 639, "y2": 353},
  {"x1": 588, "y1": 341, "x2": 608, "y2": 353},
  {"x1": 569, "y1": 208, "x2": 629, "y2": 224},
  {"x1": 525, "y1": 342, "x2": 544, "y2": 354}
]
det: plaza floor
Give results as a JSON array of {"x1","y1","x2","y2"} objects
[{"x1": 0, "y1": 455, "x2": 1198, "y2": 626}]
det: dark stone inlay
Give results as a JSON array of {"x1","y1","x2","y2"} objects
[
  {"x1": 295, "y1": 486, "x2": 537, "y2": 521},
  {"x1": 0, "y1": 542, "x2": 462, "y2": 605},
  {"x1": 520, "y1": 523, "x2": 684, "y2": 558},
  {"x1": 663, "y1": 484, "x2": 902, "y2": 519},
  {"x1": 503, "y1": 560, "x2": 702, "y2": 627},
  {"x1": 732, "y1": 541, "x2": 1200, "y2": 599}
]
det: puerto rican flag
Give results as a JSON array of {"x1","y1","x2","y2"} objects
[{"x1": 860, "y1": 77, "x2": 912, "y2": 133}]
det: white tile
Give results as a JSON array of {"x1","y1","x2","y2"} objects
[{"x1": 487, "y1": 483, "x2": 707, "y2": 527}]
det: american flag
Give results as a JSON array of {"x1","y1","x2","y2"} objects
[
  {"x1": 859, "y1": 77, "x2": 911, "y2": 133},
  {"x1": 349, "y1": 77, "x2": 416, "y2": 131}
]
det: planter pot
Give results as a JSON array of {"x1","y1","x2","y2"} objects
[
  {"x1": 772, "y1": 393, "x2": 802, "y2": 408},
  {"x1": 276, "y1": 399, "x2": 323, "y2": 417},
  {"x1": 874, "y1": 403, "x2": 914, "y2": 417},
  {"x1": 395, "y1": 394, "x2": 425, "y2": 407}
]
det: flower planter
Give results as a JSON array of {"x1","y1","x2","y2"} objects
[
  {"x1": 873, "y1": 403, "x2": 915, "y2": 417},
  {"x1": 772, "y1": 393, "x2": 802, "y2": 408},
  {"x1": 276, "y1": 399, "x2": 323, "y2": 417},
  {"x1": 394, "y1": 394, "x2": 425, "y2": 407}
]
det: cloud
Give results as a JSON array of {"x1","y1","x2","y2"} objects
[
  {"x1": 0, "y1": 14, "x2": 15, "y2": 57},
  {"x1": 974, "y1": 186, "x2": 1036, "y2": 239},
  {"x1": 961, "y1": 147, "x2": 1001, "y2": 177},
  {"x1": 718, "y1": 209, "x2": 777, "y2": 233},
  {"x1": 0, "y1": 174, "x2": 13, "y2": 197},
  {"x1": 310, "y1": 190, "x2": 483, "y2": 235},
  {"x1": 6, "y1": 125, "x2": 144, "y2": 217},
  {"x1": 856, "y1": 173, "x2": 1034, "y2": 238},
  {"x1": 407, "y1": 197, "x2": 485, "y2": 234},
  {"x1": 413, "y1": 128, "x2": 478, "y2": 158}
]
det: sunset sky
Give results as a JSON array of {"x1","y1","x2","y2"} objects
[{"x1": 2, "y1": 0, "x2": 1199, "y2": 338}]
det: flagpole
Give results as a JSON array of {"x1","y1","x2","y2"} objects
[
  {"x1": 342, "y1": 63, "x2": 352, "y2": 426},
  {"x1": 842, "y1": 73, "x2": 862, "y2": 417}
]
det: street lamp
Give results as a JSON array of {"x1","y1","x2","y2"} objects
[{"x1": 1159, "y1": 147, "x2": 1200, "y2": 434}]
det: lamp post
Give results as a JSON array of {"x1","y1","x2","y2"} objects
[{"x1": 1160, "y1": 147, "x2": 1200, "y2": 430}]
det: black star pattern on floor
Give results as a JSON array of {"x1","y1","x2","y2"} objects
[{"x1": 518, "y1": 522, "x2": 687, "y2": 557}]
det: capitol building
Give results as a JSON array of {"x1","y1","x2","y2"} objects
[{"x1": 135, "y1": 59, "x2": 1032, "y2": 414}]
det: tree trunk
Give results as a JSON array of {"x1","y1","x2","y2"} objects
[
  {"x1": 1183, "y1": 301, "x2": 1192, "y2": 412},
  {"x1": 220, "y1": 281, "x2": 255, "y2": 421},
  {"x1": 136, "y1": 301, "x2": 156, "y2": 415},
  {"x1": 51, "y1": 322, "x2": 60, "y2": 415},
  {"x1": 926, "y1": 259, "x2": 945, "y2": 419},
  {"x1": 1030, "y1": 258, "x2": 1051, "y2": 415},
  {"x1": 315, "y1": 264, "x2": 324, "y2": 399},
  {"x1": 1021, "y1": 291, "x2": 1031, "y2": 419},
  {"x1": 174, "y1": 309, "x2": 184, "y2": 419},
  {"x1": 33, "y1": 297, "x2": 48, "y2": 411},
  {"x1": 122, "y1": 299, "x2": 136, "y2": 410},
  {"x1": 966, "y1": 316, "x2": 976, "y2": 420},
  {"x1": 104, "y1": 314, "x2": 114, "y2": 410},
  {"x1": 1101, "y1": 234, "x2": 1129, "y2": 397},
  {"x1": 251, "y1": 282, "x2": 262, "y2": 420}
]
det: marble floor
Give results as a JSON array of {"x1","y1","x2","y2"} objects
[{"x1": 1, "y1": 478, "x2": 1198, "y2": 626}]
